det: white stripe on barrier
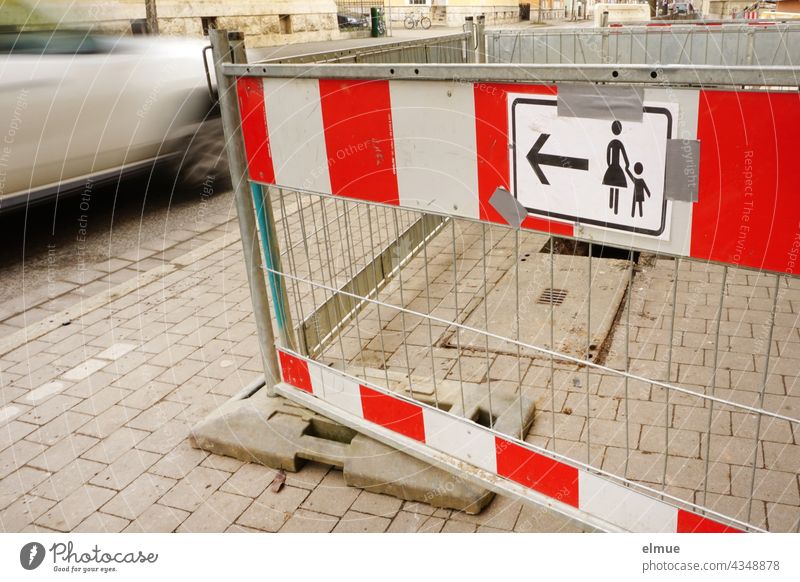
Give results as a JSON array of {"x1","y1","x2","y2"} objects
[
  {"x1": 262, "y1": 78, "x2": 332, "y2": 194},
  {"x1": 422, "y1": 407, "x2": 498, "y2": 474},
  {"x1": 390, "y1": 80, "x2": 480, "y2": 219},
  {"x1": 578, "y1": 471, "x2": 678, "y2": 533},
  {"x1": 307, "y1": 363, "x2": 363, "y2": 418}
]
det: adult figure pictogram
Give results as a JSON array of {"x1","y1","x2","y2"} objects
[{"x1": 602, "y1": 120, "x2": 631, "y2": 215}]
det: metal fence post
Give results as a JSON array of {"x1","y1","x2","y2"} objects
[
  {"x1": 464, "y1": 16, "x2": 477, "y2": 63},
  {"x1": 209, "y1": 29, "x2": 281, "y2": 394},
  {"x1": 745, "y1": 27, "x2": 755, "y2": 66},
  {"x1": 250, "y1": 183, "x2": 297, "y2": 352},
  {"x1": 476, "y1": 15, "x2": 486, "y2": 64},
  {"x1": 228, "y1": 37, "x2": 297, "y2": 354}
]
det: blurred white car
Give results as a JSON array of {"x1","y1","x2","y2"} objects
[{"x1": 0, "y1": 1, "x2": 219, "y2": 212}]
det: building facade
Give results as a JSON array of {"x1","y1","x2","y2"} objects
[
  {"x1": 385, "y1": 0, "x2": 522, "y2": 26},
  {"x1": 35, "y1": 1, "x2": 351, "y2": 47},
  {"x1": 697, "y1": 0, "x2": 756, "y2": 17}
]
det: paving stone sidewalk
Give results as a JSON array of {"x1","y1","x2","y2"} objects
[{"x1": 0, "y1": 210, "x2": 584, "y2": 534}]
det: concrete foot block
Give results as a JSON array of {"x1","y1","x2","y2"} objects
[
  {"x1": 189, "y1": 390, "x2": 352, "y2": 472},
  {"x1": 344, "y1": 434, "x2": 493, "y2": 514},
  {"x1": 190, "y1": 389, "x2": 495, "y2": 513}
]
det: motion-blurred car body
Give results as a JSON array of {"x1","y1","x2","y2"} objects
[{"x1": 0, "y1": 1, "x2": 217, "y2": 212}]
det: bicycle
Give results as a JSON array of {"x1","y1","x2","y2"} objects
[{"x1": 404, "y1": 12, "x2": 431, "y2": 30}]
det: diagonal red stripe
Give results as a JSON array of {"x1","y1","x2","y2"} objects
[
  {"x1": 359, "y1": 385, "x2": 425, "y2": 442},
  {"x1": 677, "y1": 509, "x2": 743, "y2": 533},
  {"x1": 319, "y1": 79, "x2": 399, "y2": 205},
  {"x1": 495, "y1": 437, "x2": 580, "y2": 508},
  {"x1": 236, "y1": 77, "x2": 275, "y2": 184},
  {"x1": 278, "y1": 351, "x2": 312, "y2": 393}
]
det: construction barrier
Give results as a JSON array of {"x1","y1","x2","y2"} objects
[{"x1": 214, "y1": 29, "x2": 800, "y2": 533}]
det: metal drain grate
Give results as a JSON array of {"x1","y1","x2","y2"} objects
[{"x1": 536, "y1": 288, "x2": 568, "y2": 306}]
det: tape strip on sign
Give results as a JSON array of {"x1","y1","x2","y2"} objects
[
  {"x1": 489, "y1": 186, "x2": 527, "y2": 228},
  {"x1": 557, "y1": 83, "x2": 644, "y2": 122},
  {"x1": 276, "y1": 349, "x2": 745, "y2": 533},
  {"x1": 665, "y1": 139, "x2": 700, "y2": 202}
]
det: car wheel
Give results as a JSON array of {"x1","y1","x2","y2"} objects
[{"x1": 172, "y1": 116, "x2": 230, "y2": 196}]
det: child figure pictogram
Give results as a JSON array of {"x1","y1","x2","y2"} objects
[{"x1": 627, "y1": 162, "x2": 651, "y2": 218}]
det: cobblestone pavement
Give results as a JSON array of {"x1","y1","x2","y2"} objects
[{"x1": 0, "y1": 200, "x2": 586, "y2": 533}]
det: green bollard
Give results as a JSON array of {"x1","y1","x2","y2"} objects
[{"x1": 370, "y1": 7, "x2": 381, "y2": 37}]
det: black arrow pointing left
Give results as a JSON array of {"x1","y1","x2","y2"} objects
[{"x1": 526, "y1": 134, "x2": 589, "y2": 186}]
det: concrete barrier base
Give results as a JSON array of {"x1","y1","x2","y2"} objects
[{"x1": 190, "y1": 388, "x2": 494, "y2": 514}]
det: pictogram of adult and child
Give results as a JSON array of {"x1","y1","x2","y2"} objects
[{"x1": 603, "y1": 120, "x2": 651, "y2": 218}]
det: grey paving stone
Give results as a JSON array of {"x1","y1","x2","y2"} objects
[
  {"x1": 177, "y1": 491, "x2": 252, "y2": 533},
  {"x1": 0, "y1": 495, "x2": 55, "y2": 532},
  {"x1": 149, "y1": 443, "x2": 209, "y2": 480},
  {"x1": 351, "y1": 490, "x2": 403, "y2": 518},
  {"x1": 158, "y1": 466, "x2": 230, "y2": 512},
  {"x1": 219, "y1": 462, "x2": 277, "y2": 499},
  {"x1": 332, "y1": 510, "x2": 390, "y2": 533},
  {"x1": 237, "y1": 486, "x2": 309, "y2": 533},
  {"x1": 30, "y1": 458, "x2": 106, "y2": 502},
  {"x1": 81, "y1": 427, "x2": 149, "y2": 464},
  {"x1": 27, "y1": 434, "x2": 98, "y2": 473},
  {"x1": 101, "y1": 472, "x2": 177, "y2": 520},
  {"x1": 299, "y1": 471, "x2": 359, "y2": 517},
  {"x1": 35, "y1": 485, "x2": 115, "y2": 532},
  {"x1": 73, "y1": 512, "x2": 130, "y2": 533},
  {"x1": 89, "y1": 449, "x2": 161, "y2": 491},
  {"x1": 124, "y1": 504, "x2": 189, "y2": 533},
  {"x1": 279, "y1": 509, "x2": 337, "y2": 533},
  {"x1": 0, "y1": 467, "x2": 50, "y2": 510}
]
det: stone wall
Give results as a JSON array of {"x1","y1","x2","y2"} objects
[
  {"x1": 29, "y1": 0, "x2": 346, "y2": 47},
  {"x1": 156, "y1": 12, "x2": 343, "y2": 47},
  {"x1": 155, "y1": 0, "x2": 343, "y2": 47},
  {"x1": 442, "y1": 5, "x2": 522, "y2": 26},
  {"x1": 23, "y1": 0, "x2": 144, "y2": 34},
  {"x1": 592, "y1": 2, "x2": 651, "y2": 24}
]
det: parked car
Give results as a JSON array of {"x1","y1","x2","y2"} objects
[
  {"x1": 673, "y1": 2, "x2": 690, "y2": 14},
  {"x1": 0, "y1": 0, "x2": 220, "y2": 213}
]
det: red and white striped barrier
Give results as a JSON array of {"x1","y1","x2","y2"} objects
[
  {"x1": 278, "y1": 349, "x2": 744, "y2": 533},
  {"x1": 237, "y1": 76, "x2": 800, "y2": 275}
]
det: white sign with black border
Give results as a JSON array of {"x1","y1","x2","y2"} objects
[{"x1": 509, "y1": 94, "x2": 678, "y2": 240}]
